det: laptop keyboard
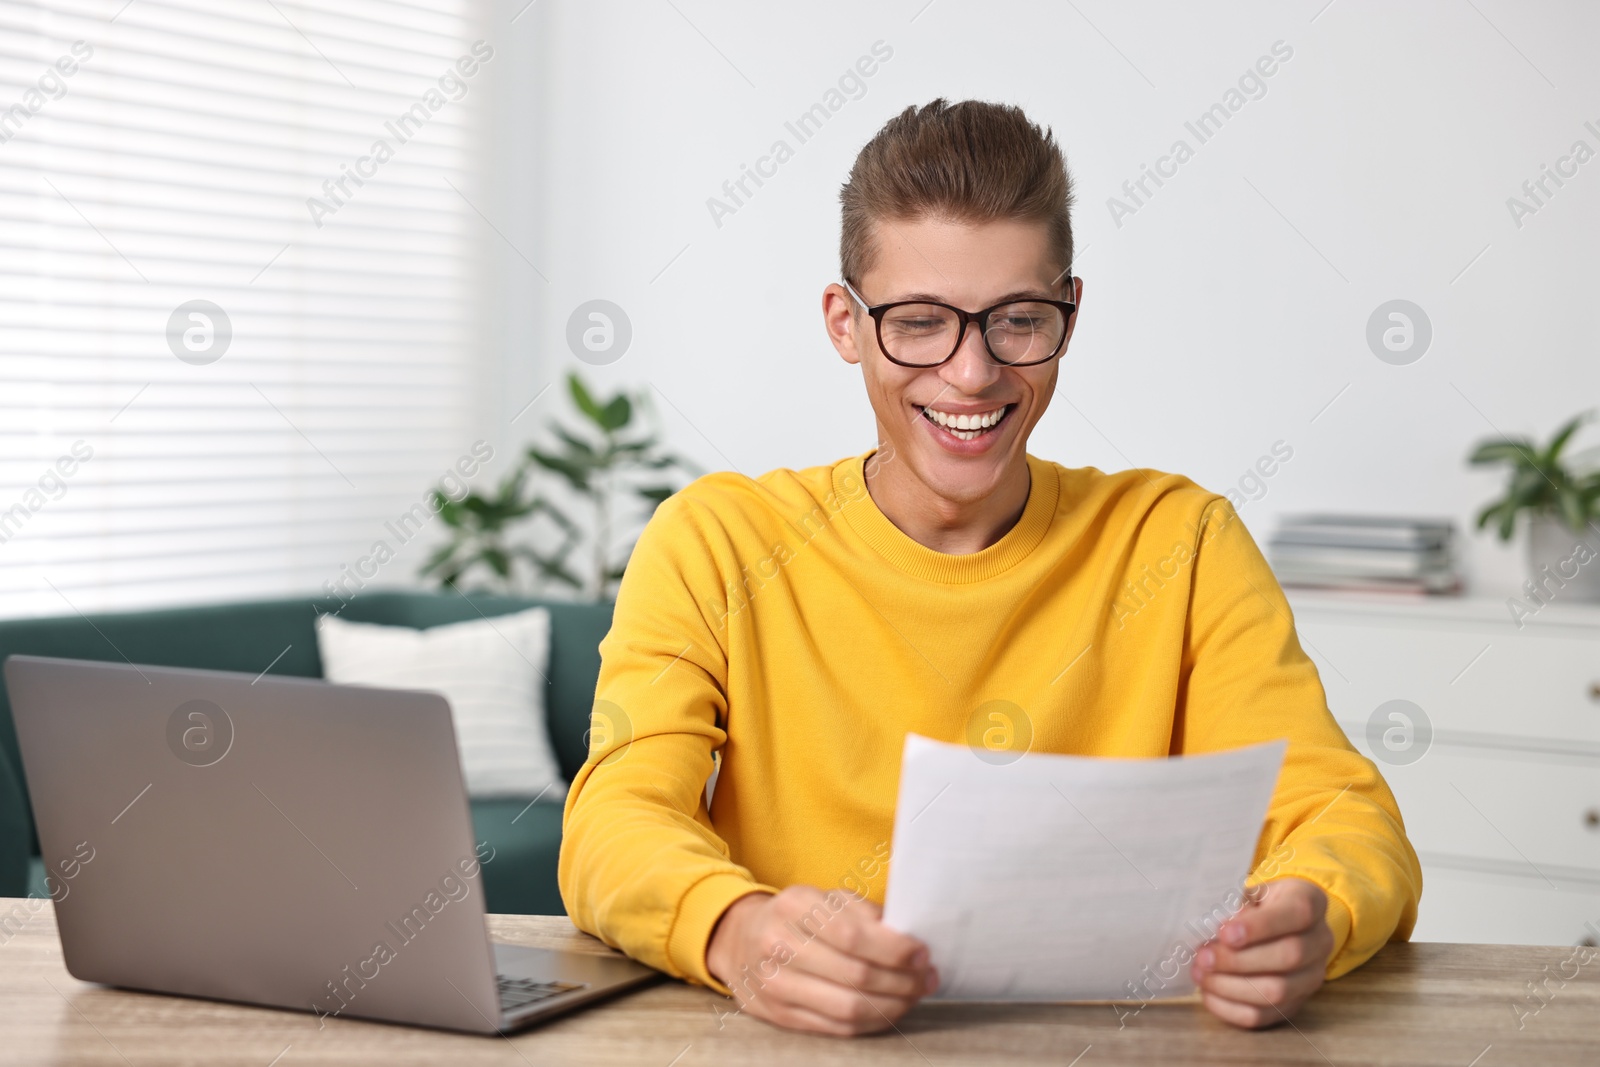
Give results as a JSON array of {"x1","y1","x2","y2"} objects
[{"x1": 497, "y1": 974, "x2": 588, "y2": 1012}]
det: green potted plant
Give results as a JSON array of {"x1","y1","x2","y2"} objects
[
  {"x1": 1469, "y1": 411, "x2": 1600, "y2": 602},
  {"x1": 422, "y1": 373, "x2": 694, "y2": 600}
]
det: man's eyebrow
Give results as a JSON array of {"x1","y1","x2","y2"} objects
[{"x1": 893, "y1": 289, "x2": 1061, "y2": 304}]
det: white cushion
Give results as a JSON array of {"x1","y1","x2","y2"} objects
[{"x1": 314, "y1": 608, "x2": 566, "y2": 800}]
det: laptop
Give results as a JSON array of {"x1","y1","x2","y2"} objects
[{"x1": 3, "y1": 653, "x2": 661, "y2": 1034}]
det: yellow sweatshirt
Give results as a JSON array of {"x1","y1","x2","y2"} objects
[{"x1": 559, "y1": 451, "x2": 1422, "y2": 991}]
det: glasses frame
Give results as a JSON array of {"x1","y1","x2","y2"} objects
[{"x1": 841, "y1": 277, "x2": 1078, "y2": 368}]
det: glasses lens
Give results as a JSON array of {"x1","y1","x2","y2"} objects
[
  {"x1": 878, "y1": 303, "x2": 962, "y2": 366},
  {"x1": 984, "y1": 302, "x2": 1067, "y2": 365}
]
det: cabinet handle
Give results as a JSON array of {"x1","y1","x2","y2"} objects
[
  {"x1": 1590, "y1": 682, "x2": 1600, "y2": 703},
  {"x1": 1587, "y1": 809, "x2": 1600, "y2": 830}
]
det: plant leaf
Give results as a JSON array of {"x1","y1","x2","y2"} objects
[
  {"x1": 1507, "y1": 464, "x2": 1553, "y2": 510},
  {"x1": 483, "y1": 547, "x2": 511, "y2": 578},
  {"x1": 1558, "y1": 487, "x2": 1589, "y2": 532},
  {"x1": 598, "y1": 394, "x2": 632, "y2": 432},
  {"x1": 527, "y1": 447, "x2": 591, "y2": 491},
  {"x1": 1497, "y1": 503, "x2": 1519, "y2": 541},
  {"x1": 1542, "y1": 411, "x2": 1592, "y2": 465},
  {"x1": 553, "y1": 425, "x2": 600, "y2": 460},
  {"x1": 1467, "y1": 438, "x2": 1537, "y2": 465},
  {"x1": 419, "y1": 541, "x2": 460, "y2": 570},
  {"x1": 636, "y1": 485, "x2": 676, "y2": 505},
  {"x1": 522, "y1": 549, "x2": 583, "y2": 588},
  {"x1": 568, "y1": 372, "x2": 605, "y2": 424},
  {"x1": 431, "y1": 491, "x2": 464, "y2": 525}
]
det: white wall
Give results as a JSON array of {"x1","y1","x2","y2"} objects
[{"x1": 491, "y1": 0, "x2": 1600, "y2": 597}]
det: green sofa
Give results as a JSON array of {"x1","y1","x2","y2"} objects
[{"x1": 0, "y1": 591, "x2": 613, "y2": 915}]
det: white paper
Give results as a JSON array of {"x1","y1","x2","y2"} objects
[{"x1": 882, "y1": 734, "x2": 1286, "y2": 1002}]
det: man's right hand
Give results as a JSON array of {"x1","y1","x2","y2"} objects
[{"x1": 705, "y1": 887, "x2": 938, "y2": 1036}]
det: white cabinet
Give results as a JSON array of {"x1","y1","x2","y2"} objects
[{"x1": 1288, "y1": 591, "x2": 1600, "y2": 947}]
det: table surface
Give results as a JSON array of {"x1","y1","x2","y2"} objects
[{"x1": 1, "y1": 899, "x2": 1596, "y2": 1066}]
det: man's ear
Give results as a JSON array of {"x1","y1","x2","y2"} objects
[
  {"x1": 1062, "y1": 274, "x2": 1084, "y2": 349},
  {"x1": 823, "y1": 283, "x2": 863, "y2": 366}
]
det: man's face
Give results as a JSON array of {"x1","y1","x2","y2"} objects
[{"x1": 824, "y1": 216, "x2": 1082, "y2": 508}]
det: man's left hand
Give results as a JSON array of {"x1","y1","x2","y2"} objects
[{"x1": 1190, "y1": 877, "x2": 1335, "y2": 1029}]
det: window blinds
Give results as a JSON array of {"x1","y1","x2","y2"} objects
[{"x1": 0, "y1": 0, "x2": 491, "y2": 618}]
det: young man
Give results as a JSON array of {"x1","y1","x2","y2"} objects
[{"x1": 560, "y1": 99, "x2": 1422, "y2": 1036}]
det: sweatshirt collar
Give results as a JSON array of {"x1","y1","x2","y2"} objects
[{"x1": 835, "y1": 451, "x2": 1059, "y2": 583}]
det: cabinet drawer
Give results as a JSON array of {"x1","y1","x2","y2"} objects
[
  {"x1": 1340, "y1": 739, "x2": 1600, "y2": 877},
  {"x1": 1412, "y1": 864, "x2": 1600, "y2": 946},
  {"x1": 1298, "y1": 617, "x2": 1600, "y2": 746}
]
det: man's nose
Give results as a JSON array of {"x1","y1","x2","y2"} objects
[{"x1": 939, "y1": 320, "x2": 1001, "y2": 393}]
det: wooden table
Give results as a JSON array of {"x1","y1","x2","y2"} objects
[{"x1": 1, "y1": 899, "x2": 1595, "y2": 1065}]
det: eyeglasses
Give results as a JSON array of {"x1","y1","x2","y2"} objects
[{"x1": 842, "y1": 277, "x2": 1077, "y2": 368}]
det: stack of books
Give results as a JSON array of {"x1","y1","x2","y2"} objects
[{"x1": 1267, "y1": 515, "x2": 1462, "y2": 594}]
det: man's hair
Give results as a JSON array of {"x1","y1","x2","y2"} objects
[{"x1": 839, "y1": 98, "x2": 1074, "y2": 287}]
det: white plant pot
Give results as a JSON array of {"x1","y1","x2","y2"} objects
[{"x1": 1525, "y1": 512, "x2": 1600, "y2": 604}]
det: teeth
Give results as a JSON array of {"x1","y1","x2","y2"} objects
[{"x1": 924, "y1": 405, "x2": 1008, "y2": 433}]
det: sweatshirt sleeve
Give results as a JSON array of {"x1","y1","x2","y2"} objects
[
  {"x1": 558, "y1": 490, "x2": 776, "y2": 991},
  {"x1": 1177, "y1": 499, "x2": 1423, "y2": 979}
]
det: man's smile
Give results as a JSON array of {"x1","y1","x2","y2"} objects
[{"x1": 916, "y1": 403, "x2": 1013, "y2": 442}]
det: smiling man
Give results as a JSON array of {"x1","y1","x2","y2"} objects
[{"x1": 560, "y1": 99, "x2": 1422, "y2": 1036}]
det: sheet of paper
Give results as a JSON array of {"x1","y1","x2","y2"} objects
[{"x1": 882, "y1": 734, "x2": 1286, "y2": 1002}]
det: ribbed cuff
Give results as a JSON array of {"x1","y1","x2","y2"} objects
[
  {"x1": 1244, "y1": 873, "x2": 1357, "y2": 978},
  {"x1": 1321, "y1": 890, "x2": 1357, "y2": 979},
  {"x1": 667, "y1": 872, "x2": 776, "y2": 993}
]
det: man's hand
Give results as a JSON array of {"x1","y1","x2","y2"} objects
[
  {"x1": 1190, "y1": 877, "x2": 1335, "y2": 1029},
  {"x1": 706, "y1": 887, "x2": 938, "y2": 1036}
]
